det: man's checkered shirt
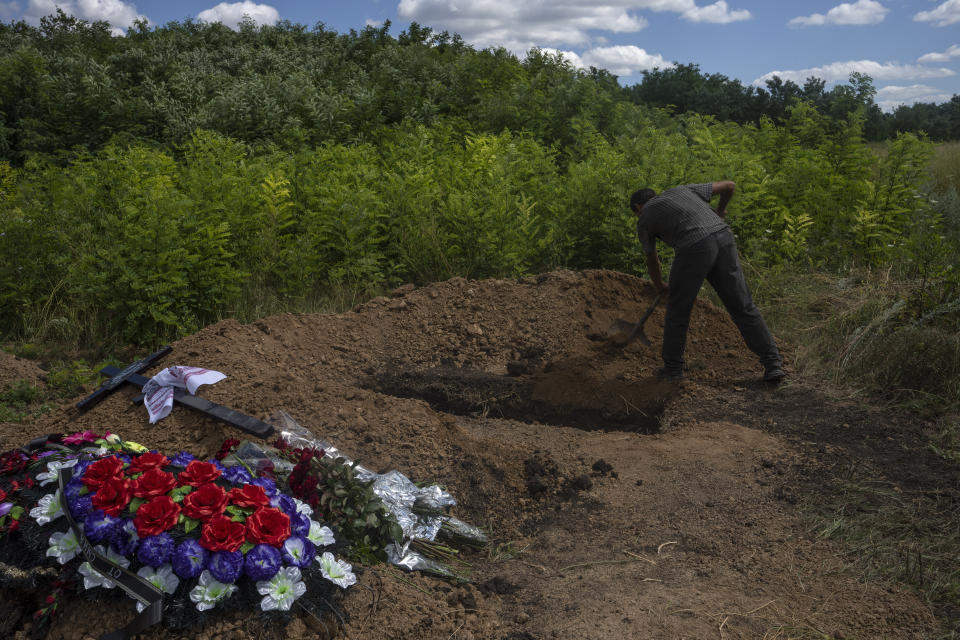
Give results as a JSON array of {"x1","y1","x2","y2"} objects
[{"x1": 636, "y1": 183, "x2": 729, "y2": 254}]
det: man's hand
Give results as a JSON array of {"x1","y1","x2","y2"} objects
[{"x1": 715, "y1": 207, "x2": 728, "y2": 218}]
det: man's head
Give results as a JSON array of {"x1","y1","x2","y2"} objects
[{"x1": 629, "y1": 188, "x2": 656, "y2": 216}]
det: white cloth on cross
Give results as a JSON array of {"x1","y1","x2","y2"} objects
[{"x1": 143, "y1": 366, "x2": 227, "y2": 424}]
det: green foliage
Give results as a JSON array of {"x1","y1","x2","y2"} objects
[{"x1": 312, "y1": 456, "x2": 403, "y2": 563}]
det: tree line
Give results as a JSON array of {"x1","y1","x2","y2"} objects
[{"x1": 0, "y1": 10, "x2": 957, "y2": 169}]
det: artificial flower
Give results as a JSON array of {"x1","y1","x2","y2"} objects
[
  {"x1": 208, "y1": 550, "x2": 243, "y2": 583},
  {"x1": 245, "y1": 507, "x2": 290, "y2": 548},
  {"x1": 81, "y1": 456, "x2": 125, "y2": 490},
  {"x1": 46, "y1": 528, "x2": 81, "y2": 564},
  {"x1": 317, "y1": 552, "x2": 357, "y2": 588},
  {"x1": 172, "y1": 538, "x2": 209, "y2": 580},
  {"x1": 243, "y1": 544, "x2": 281, "y2": 581},
  {"x1": 35, "y1": 458, "x2": 78, "y2": 486},
  {"x1": 269, "y1": 493, "x2": 296, "y2": 516},
  {"x1": 125, "y1": 441, "x2": 148, "y2": 454},
  {"x1": 307, "y1": 521, "x2": 335, "y2": 548},
  {"x1": 135, "y1": 564, "x2": 179, "y2": 611},
  {"x1": 30, "y1": 491, "x2": 64, "y2": 525},
  {"x1": 177, "y1": 460, "x2": 221, "y2": 487},
  {"x1": 133, "y1": 495, "x2": 180, "y2": 537},
  {"x1": 78, "y1": 545, "x2": 130, "y2": 589},
  {"x1": 91, "y1": 475, "x2": 133, "y2": 516},
  {"x1": 181, "y1": 483, "x2": 228, "y2": 521},
  {"x1": 138, "y1": 532, "x2": 175, "y2": 567},
  {"x1": 226, "y1": 484, "x2": 269, "y2": 509},
  {"x1": 292, "y1": 498, "x2": 313, "y2": 517},
  {"x1": 221, "y1": 465, "x2": 253, "y2": 485},
  {"x1": 83, "y1": 510, "x2": 119, "y2": 544},
  {"x1": 132, "y1": 468, "x2": 177, "y2": 499},
  {"x1": 281, "y1": 536, "x2": 315, "y2": 568},
  {"x1": 67, "y1": 493, "x2": 94, "y2": 520},
  {"x1": 170, "y1": 451, "x2": 196, "y2": 467},
  {"x1": 127, "y1": 451, "x2": 171, "y2": 475},
  {"x1": 189, "y1": 570, "x2": 237, "y2": 612},
  {"x1": 0, "y1": 502, "x2": 12, "y2": 517},
  {"x1": 256, "y1": 566, "x2": 306, "y2": 612},
  {"x1": 110, "y1": 518, "x2": 140, "y2": 556},
  {"x1": 63, "y1": 430, "x2": 99, "y2": 445},
  {"x1": 198, "y1": 515, "x2": 246, "y2": 552}
]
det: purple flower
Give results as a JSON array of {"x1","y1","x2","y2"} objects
[
  {"x1": 137, "y1": 532, "x2": 174, "y2": 567},
  {"x1": 270, "y1": 493, "x2": 296, "y2": 516},
  {"x1": 205, "y1": 459, "x2": 226, "y2": 472},
  {"x1": 67, "y1": 494, "x2": 93, "y2": 519},
  {"x1": 244, "y1": 544, "x2": 282, "y2": 581},
  {"x1": 110, "y1": 519, "x2": 140, "y2": 556},
  {"x1": 83, "y1": 510, "x2": 119, "y2": 544},
  {"x1": 172, "y1": 539, "x2": 209, "y2": 580},
  {"x1": 221, "y1": 465, "x2": 253, "y2": 485},
  {"x1": 170, "y1": 451, "x2": 196, "y2": 467},
  {"x1": 251, "y1": 477, "x2": 277, "y2": 496},
  {"x1": 0, "y1": 503, "x2": 12, "y2": 517},
  {"x1": 64, "y1": 477, "x2": 86, "y2": 501},
  {"x1": 171, "y1": 538, "x2": 210, "y2": 580},
  {"x1": 208, "y1": 550, "x2": 243, "y2": 583},
  {"x1": 289, "y1": 511, "x2": 310, "y2": 537},
  {"x1": 281, "y1": 536, "x2": 315, "y2": 568}
]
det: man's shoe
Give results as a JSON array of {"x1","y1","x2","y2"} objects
[
  {"x1": 763, "y1": 364, "x2": 786, "y2": 383},
  {"x1": 654, "y1": 367, "x2": 684, "y2": 382}
]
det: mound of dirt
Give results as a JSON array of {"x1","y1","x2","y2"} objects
[
  {"x1": 0, "y1": 350, "x2": 46, "y2": 389},
  {"x1": 0, "y1": 269, "x2": 946, "y2": 640}
]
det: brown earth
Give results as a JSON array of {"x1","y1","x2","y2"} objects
[{"x1": 1, "y1": 268, "x2": 956, "y2": 640}]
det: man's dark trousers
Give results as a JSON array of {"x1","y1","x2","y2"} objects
[{"x1": 663, "y1": 228, "x2": 780, "y2": 372}]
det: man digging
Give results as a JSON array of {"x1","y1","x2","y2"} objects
[{"x1": 630, "y1": 181, "x2": 786, "y2": 383}]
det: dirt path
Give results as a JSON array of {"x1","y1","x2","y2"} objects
[{"x1": 1, "y1": 269, "x2": 952, "y2": 639}]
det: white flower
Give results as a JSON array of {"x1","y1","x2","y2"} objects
[
  {"x1": 189, "y1": 570, "x2": 237, "y2": 612},
  {"x1": 35, "y1": 459, "x2": 78, "y2": 486},
  {"x1": 293, "y1": 498, "x2": 313, "y2": 517},
  {"x1": 78, "y1": 546, "x2": 130, "y2": 590},
  {"x1": 307, "y1": 521, "x2": 335, "y2": 547},
  {"x1": 30, "y1": 491, "x2": 64, "y2": 525},
  {"x1": 46, "y1": 528, "x2": 80, "y2": 564},
  {"x1": 317, "y1": 552, "x2": 356, "y2": 588},
  {"x1": 135, "y1": 565, "x2": 179, "y2": 612},
  {"x1": 256, "y1": 567, "x2": 306, "y2": 611}
]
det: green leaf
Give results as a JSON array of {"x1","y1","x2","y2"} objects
[
  {"x1": 10, "y1": 506, "x2": 24, "y2": 519},
  {"x1": 129, "y1": 497, "x2": 146, "y2": 512},
  {"x1": 183, "y1": 516, "x2": 200, "y2": 534},
  {"x1": 240, "y1": 541, "x2": 255, "y2": 554}
]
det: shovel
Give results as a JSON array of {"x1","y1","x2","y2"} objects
[{"x1": 609, "y1": 294, "x2": 661, "y2": 346}]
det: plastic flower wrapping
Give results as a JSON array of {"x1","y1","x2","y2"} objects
[{"x1": 0, "y1": 431, "x2": 355, "y2": 637}]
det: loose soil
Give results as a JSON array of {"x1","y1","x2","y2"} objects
[{"x1": 1, "y1": 269, "x2": 956, "y2": 639}]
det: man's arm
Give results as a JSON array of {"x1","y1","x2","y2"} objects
[
  {"x1": 711, "y1": 180, "x2": 735, "y2": 218},
  {"x1": 645, "y1": 249, "x2": 668, "y2": 295}
]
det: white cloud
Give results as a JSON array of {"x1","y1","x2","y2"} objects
[
  {"x1": 918, "y1": 44, "x2": 960, "y2": 63},
  {"x1": 365, "y1": 18, "x2": 385, "y2": 27},
  {"x1": 789, "y1": 0, "x2": 888, "y2": 27},
  {"x1": 876, "y1": 84, "x2": 954, "y2": 111},
  {"x1": 397, "y1": 0, "x2": 748, "y2": 54},
  {"x1": 0, "y1": 2, "x2": 21, "y2": 20},
  {"x1": 539, "y1": 44, "x2": 672, "y2": 76},
  {"x1": 754, "y1": 60, "x2": 955, "y2": 86},
  {"x1": 580, "y1": 45, "x2": 673, "y2": 75},
  {"x1": 17, "y1": 0, "x2": 144, "y2": 33},
  {"x1": 681, "y1": 1, "x2": 749, "y2": 23},
  {"x1": 196, "y1": 2, "x2": 279, "y2": 29},
  {"x1": 914, "y1": 0, "x2": 960, "y2": 27}
]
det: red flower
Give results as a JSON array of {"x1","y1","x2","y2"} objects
[
  {"x1": 198, "y1": 515, "x2": 246, "y2": 552},
  {"x1": 181, "y1": 483, "x2": 228, "y2": 521},
  {"x1": 0, "y1": 489, "x2": 6, "y2": 502},
  {"x1": 245, "y1": 507, "x2": 290, "y2": 547},
  {"x1": 91, "y1": 476, "x2": 133, "y2": 516},
  {"x1": 176, "y1": 460, "x2": 221, "y2": 487},
  {"x1": 127, "y1": 451, "x2": 170, "y2": 475},
  {"x1": 82, "y1": 456, "x2": 125, "y2": 490},
  {"x1": 133, "y1": 495, "x2": 180, "y2": 537},
  {"x1": 132, "y1": 468, "x2": 177, "y2": 499},
  {"x1": 227, "y1": 484, "x2": 270, "y2": 509}
]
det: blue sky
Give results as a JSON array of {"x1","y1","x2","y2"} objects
[{"x1": 2, "y1": 1, "x2": 959, "y2": 111}]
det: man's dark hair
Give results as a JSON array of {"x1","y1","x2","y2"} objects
[{"x1": 630, "y1": 188, "x2": 656, "y2": 210}]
